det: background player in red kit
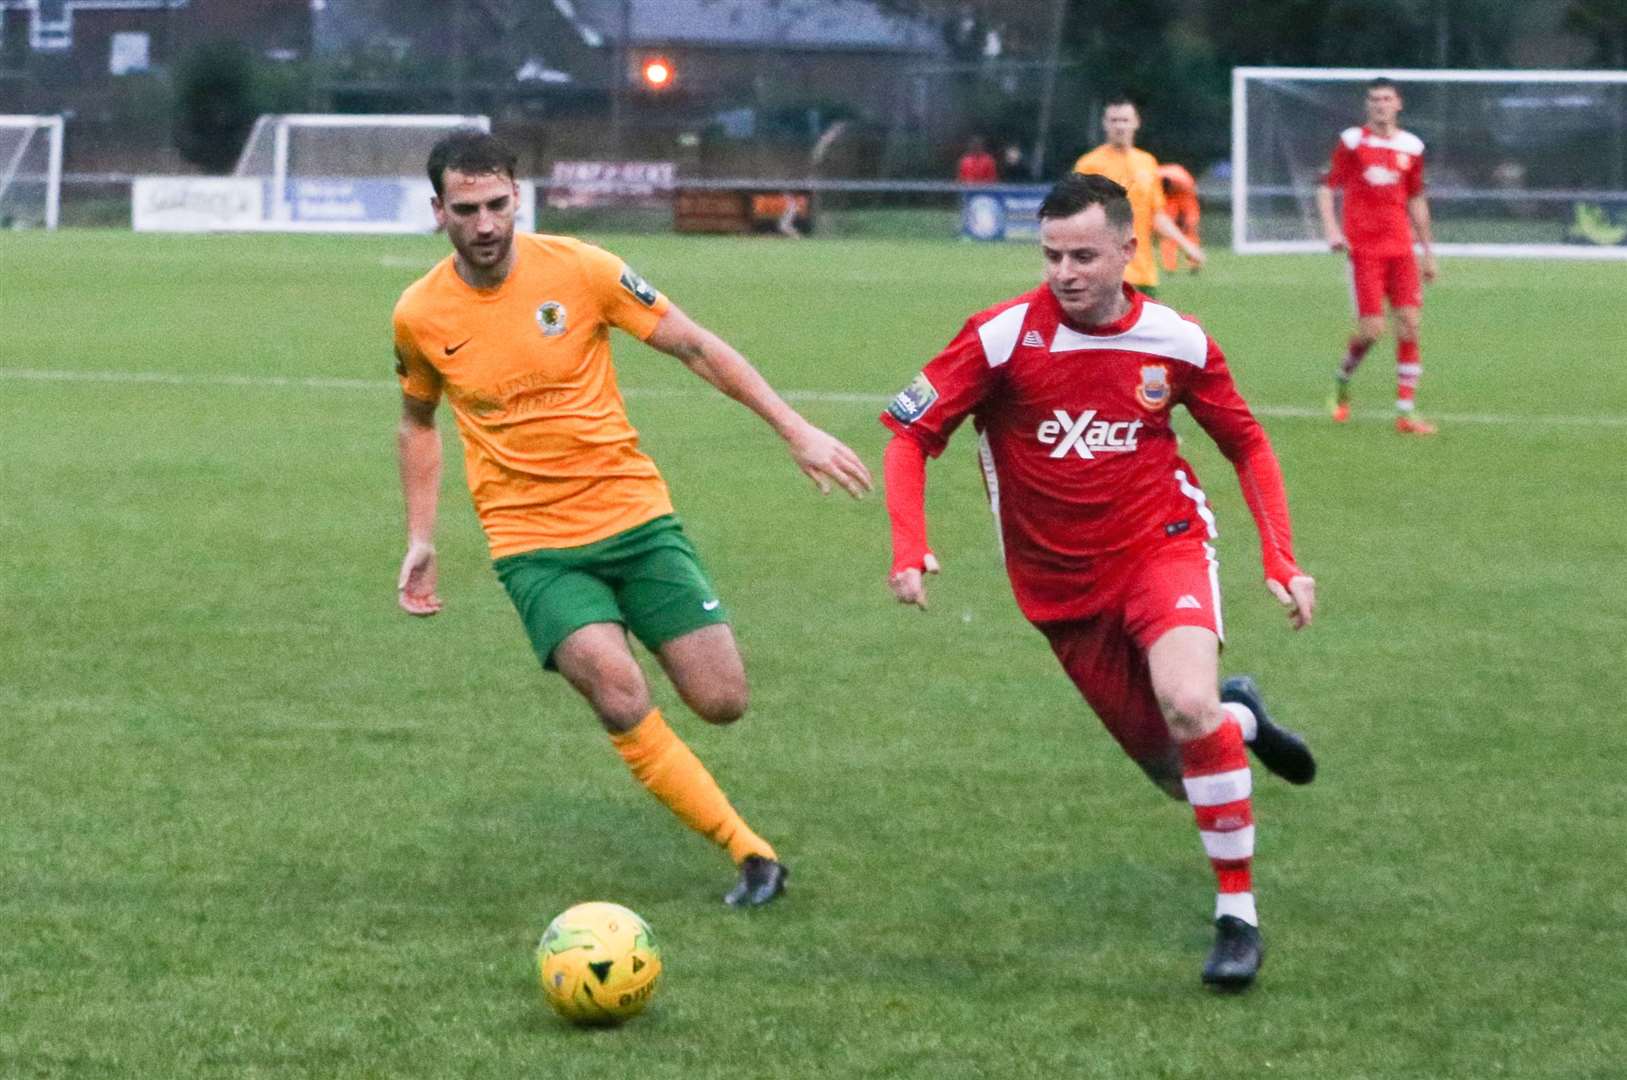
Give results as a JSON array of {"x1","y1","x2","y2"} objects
[
  {"x1": 955, "y1": 135, "x2": 1000, "y2": 185},
  {"x1": 880, "y1": 172, "x2": 1317, "y2": 991},
  {"x1": 1316, "y1": 77, "x2": 1440, "y2": 435}
]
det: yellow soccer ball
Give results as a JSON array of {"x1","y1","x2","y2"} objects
[{"x1": 536, "y1": 902, "x2": 662, "y2": 1025}]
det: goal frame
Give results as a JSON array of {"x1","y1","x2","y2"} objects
[
  {"x1": 1231, "y1": 67, "x2": 1627, "y2": 260},
  {"x1": 234, "y1": 113, "x2": 491, "y2": 228},
  {"x1": 0, "y1": 114, "x2": 65, "y2": 230}
]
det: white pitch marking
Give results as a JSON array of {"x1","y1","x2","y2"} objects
[{"x1": 1, "y1": 368, "x2": 1624, "y2": 429}]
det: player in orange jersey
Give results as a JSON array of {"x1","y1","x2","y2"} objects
[
  {"x1": 1316, "y1": 78, "x2": 1440, "y2": 436},
  {"x1": 1073, "y1": 98, "x2": 1205, "y2": 295},
  {"x1": 1157, "y1": 162, "x2": 1201, "y2": 274},
  {"x1": 392, "y1": 131, "x2": 872, "y2": 907}
]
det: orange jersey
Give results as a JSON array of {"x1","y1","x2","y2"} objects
[
  {"x1": 393, "y1": 233, "x2": 675, "y2": 557},
  {"x1": 1157, "y1": 163, "x2": 1201, "y2": 229},
  {"x1": 1157, "y1": 162, "x2": 1196, "y2": 195},
  {"x1": 1073, "y1": 143, "x2": 1167, "y2": 288},
  {"x1": 1163, "y1": 188, "x2": 1201, "y2": 223}
]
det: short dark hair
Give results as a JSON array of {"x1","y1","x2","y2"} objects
[
  {"x1": 426, "y1": 130, "x2": 517, "y2": 197},
  {"x1": 1040, "y1": 172, "x2": 1134, "y2": 233},
  {"x1": 1103, "y1": 95, "x2": 1139, "y2": 112},
  {"x1": 1367, "y1": 77, "x2": 1400, "y2": 94}
]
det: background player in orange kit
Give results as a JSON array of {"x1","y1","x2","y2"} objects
[
  {"x1": 1073, "y1": 98, "x2": 1205, "y2": 296},
  {"x1": 880, "y1": 173, "x2": 1317, "y2": 990},
  {"x1": 1316, "y1": 77, "x2": 1440, "y2": 435},
  {"x1": 392, "y1": 131, "x2": 872, "y2": 907},
  {"x1": 1157, "y1": 162, "x2": 1202, "y2": 274}
]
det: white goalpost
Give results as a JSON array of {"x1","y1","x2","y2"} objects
[
  {"x1": 136, "y1": 112, "x2": 540, "y2": 233},
  {"x1": 1232, "y1": 67, "x2": 1627, "y2": 259},
  {"x1": 230, "y1": 113, "x2": 494, "y2": 232},
  {"x1": 0, "y1": 115, "x2": 64, "y2": 230}
]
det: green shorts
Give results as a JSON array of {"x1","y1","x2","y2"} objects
[{"x1": 493, "y1": 514, "x2": 729, "y2": 671}]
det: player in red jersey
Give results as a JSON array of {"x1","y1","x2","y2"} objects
[
  {"x1": 955, "y1": 136, "x2": 1000, "y2": 185},
  {"x1": 880, "y1": 173, "x2": 1318, "y2": 991},
  {"x1": 1316, "y1": 77, "x2": 1440, "y2": 435}
]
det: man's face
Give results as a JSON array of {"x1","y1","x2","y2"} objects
[
  {"x1": 1102, "y1": 104, "x2": 1140, "y2": 149},
  {"x1": 1041, "y1": 204, "x2": 1134, "y2": 324},
  {"x1": 1365, "y1": 87, "x2": 1402, "y2": 127},
  {"x1": 432, "y1": 168, "x2": 519, "y2": 276}
]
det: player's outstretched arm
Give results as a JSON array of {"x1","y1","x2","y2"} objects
[
  {"x1": 1227, "y1": 444, "x2": 1313, "y2": 632},
  {"x1": 646, "y1": 305, "x2": 872, "y2": 498},
  {"x1": 1184, "y1": 349, "x2": 1314, "y2": 633},
  {"x1": 1232, "y1": 452, "x2": 1314, "y2": 632},
  {"x1": 1153, "y1": 211, "x2": 1205, "y2": 267},
  {"x1": 1314, "y1": 185, "x2": 1346, "y2": 250},
  {"x1": 1408, "y1": 194, "x2": 1438, "y2": 282},
  {"x1": 882, "y1": 434, "x2": 940, "y2": 610},
  {"x1": 397, "y1": 393, "x2": 443, "y2": 616},
  {"x1": 1267, "y1": 574, "x2": 1316, "y2": 631},
  {"x1": 891, "y1": 555, "x2": 941, "y2": 610}
]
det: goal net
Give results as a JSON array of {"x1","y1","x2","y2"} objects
[
  {"x1": 0, "y1": 115, "x2": 64, "y2": 230},
  {"x1": 232, "y1": 113, "x2": 493, "y2": 232},
  {"x1": 1232, "y1": 68, "x2": 1627, "y2": 259}
]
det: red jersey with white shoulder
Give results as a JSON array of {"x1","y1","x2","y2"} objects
[
  {"x1": 880, "y1": 285, "x2": 1298, "y2": 624},
  {"x1": 1323, "y1": 125, "x2": 1425, "y2": 257}
]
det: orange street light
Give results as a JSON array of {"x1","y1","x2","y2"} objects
[{"x1": 641, "y1": 57, "x2": 673, "y2": 89}]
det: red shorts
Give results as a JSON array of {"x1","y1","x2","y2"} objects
[
  {"x1": 1348, "y1": 251, "x2": 1421, "y2": 317},
  {"x1": 1037, "y1": 542, "x2": 1223, "y2": 774}
]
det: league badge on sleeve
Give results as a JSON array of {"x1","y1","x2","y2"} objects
[
  {"x1": 888, "y1": 372, "x2": 939, "y2": 424},
  {"x1": 1135, "y1": 364, "x2": 1171, "y2": 411},
  {"x1": 619, "y1": 266, "x2": 660, "y2": 307}
]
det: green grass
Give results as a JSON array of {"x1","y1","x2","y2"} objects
[{"x1": 2, "y1": 231, "x2": 1626, "y2": 1078}]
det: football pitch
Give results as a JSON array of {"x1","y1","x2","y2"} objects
[{"x1": 2, "y1": 230, "x2": 1625, "y2": 1078}]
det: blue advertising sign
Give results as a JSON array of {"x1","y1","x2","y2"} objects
[
  {"x1": 283, "y1": 179, "x2": 405, "y2": 224},
  {"x1": 961, "y1": 188, "x2": 1048, "y2": 242}
]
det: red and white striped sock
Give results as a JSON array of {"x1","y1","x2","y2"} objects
[
  {"x1": 1222, "y1": 701, "x2": 1257, "y2": 742},
  {"x1": 1397, "y1": 340, "x2": 1421, "y2": 411},
  {"x1": 1180, "y1": 718, "x2": 1257, "y2": 926}
]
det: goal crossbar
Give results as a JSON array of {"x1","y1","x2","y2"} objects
[{"x1": 230, "y1": 113, "x2": 491, "y2": 231}]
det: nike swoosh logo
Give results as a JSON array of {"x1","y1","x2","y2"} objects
[
  {"x1": 444, "y1": 338, "x2": 472, "y2": 356},
  {"x1": 702, "y1": 599, "x2": 720, "y2": 611}
]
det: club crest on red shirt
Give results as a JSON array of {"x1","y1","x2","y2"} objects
[{"x1": 1135, "y1": 364, "x2": 1171, "y2": 410}]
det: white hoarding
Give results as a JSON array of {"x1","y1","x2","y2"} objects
[{"x1": 132, "y1": 177, "x2": 263, "y2": 232}]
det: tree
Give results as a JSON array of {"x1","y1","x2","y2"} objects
[
  {"x1": 1566, "y1": 0, "x2": 1627, "y2": 65},
  {"x1": 870, "y1": 0, "x2": 1064, "y2": 54},
  {"x1": 1199, "y1": 0, "x2": 1526, "y2": 68},
  {"x1": 1055, "y1": 1, "x2": 1228, "y2": 169},
  {"x1": 173, "y1": 42, "x2": 263, "y2": 173}
]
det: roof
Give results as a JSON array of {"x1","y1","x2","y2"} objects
[{"x1": 564, "y1": 0, "x2": 943, "y2": 53}]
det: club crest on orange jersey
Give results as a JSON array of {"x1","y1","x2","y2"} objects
[
  {"x1": 1135, "y1": 364, "x2": 1171, "y2": 410},
  {"x1": 535, "y1": 301, "x2": 567, "y2": 337}
]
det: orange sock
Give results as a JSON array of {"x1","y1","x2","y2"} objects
[{"x1": 610, "y1": 709, "x2": 776, "y2": 865}]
